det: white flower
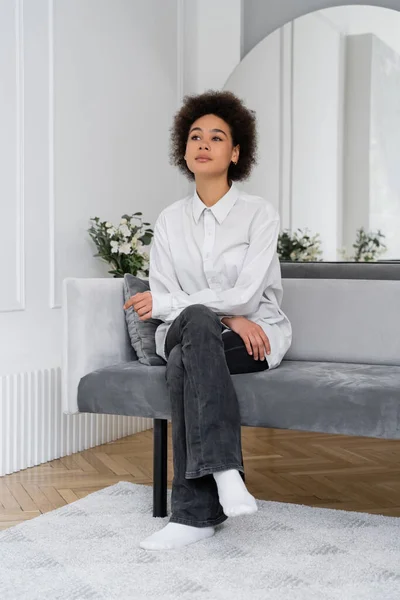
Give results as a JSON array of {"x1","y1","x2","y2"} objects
[
  {"x1": 119, "y1": 242, "x2": 132, "y2": 255},
  {"x1": 110, "y1": 240, "x2": 119, "y2": 253},
  {"x1": 119, "y1": 224, "x2": 131, "y2": 238},
  {"x1": 105, "y1": 222, "x2": 112, "y2": 228},
  {"x1": 131, "y1": 236, "x2": 144, "y2": 251},
  {"x1": 107, "y1": 226, "x2": 116, "y2": 236},
  {"x1": 120, "y1": 218, "x2": 128, "y2": 225}
]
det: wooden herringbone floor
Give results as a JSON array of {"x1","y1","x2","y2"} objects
[{"x1": 1, "y1": 425, "x2": 400, "y2": 530}]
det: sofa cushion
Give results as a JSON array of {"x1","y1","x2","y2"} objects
[
  {"x1": 123, "y1": 274, "x2": 166, "y2": 366},
  {"x1": 281, "y1": 278, "x2": 400, "y2": 366},
  {"x1": 77, "y1": 360, "x2": 400, "y2": 439}
]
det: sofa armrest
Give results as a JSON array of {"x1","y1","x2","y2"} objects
[{"x1": 62, "y1": 277, "x2": 136, "y2": 415}]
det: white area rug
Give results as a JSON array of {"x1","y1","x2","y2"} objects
[{"x1": 1, "y1": 481, "x2": 400, "y2": 600}]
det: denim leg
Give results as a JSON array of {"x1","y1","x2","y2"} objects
[
  {"x1": 166, "y1": 304, "x2": 245, "y2": 479},
  {"x1": 164, "y1": 304, "x2": 246, "y2": 528},
  {"x1": 166, "y1": 343, "x2": 228, "y2": 528}
]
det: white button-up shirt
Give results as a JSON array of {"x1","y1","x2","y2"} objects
[{"x1": 149, "y1": 182, "x2": 292, "y2": 369}]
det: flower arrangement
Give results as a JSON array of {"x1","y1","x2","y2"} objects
[
  {"x1": 87, "y1": 213, "x2": 154, "y2": 278},
  {"x1": 339, "y1": 227, "x2": 387, "y2": 262},
  {"x1": 277, "y1": 228, "x2": 323, "y2": 262}
]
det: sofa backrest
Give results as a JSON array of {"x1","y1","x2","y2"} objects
[{"x1": 281, "y1": 262, "x2": 400, "y2": 366}]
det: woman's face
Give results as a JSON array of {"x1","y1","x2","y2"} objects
[{"x1": 184, "y1": 114, "x2": 239, "y2": 180}]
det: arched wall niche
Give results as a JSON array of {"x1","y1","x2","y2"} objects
[{"x1": 227, "y1": 2, "x2": 400, "y2": 260}]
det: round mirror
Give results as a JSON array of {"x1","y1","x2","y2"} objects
[{"x1": 224, "y1": 5, "x2": 400, "y2": 262}]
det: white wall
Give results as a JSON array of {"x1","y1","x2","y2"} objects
[
  {"x1": 183, "y1": 0, "x2": 242, "y2": 96},
  {"x1": 180, "y1": 0, "x2": 242, "y2": 197},
  {"x1": 0, "y1": 0, "x2": 183, "y2": 475},
  {"x1": 53, "y1": 0, "x2": 180, "y2": 308},
  {"x1": 0, "y1": 0, "x2": 180, "y2": 377},
  {"x1": 0, "y1": 0, "x2": 24, "y2": 314}
]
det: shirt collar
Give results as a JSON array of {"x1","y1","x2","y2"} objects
[{"x1": 192, "y1": 182, "x2": 239, "y2": 225}]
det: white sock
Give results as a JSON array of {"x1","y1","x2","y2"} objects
[
  {"x1": 213, "y1": 469, "x2": 258, "y2": 517},
  {"x1": 139, "y1": 522, "x2": 215, "y2": 551}
]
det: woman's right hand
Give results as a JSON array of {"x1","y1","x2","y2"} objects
[{"x1": 222, "y1": 316, "x2": 271, "y2": 361}]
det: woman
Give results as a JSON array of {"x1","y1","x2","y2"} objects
[{"x1": 125, "y1": 90, "x2": 292, "y2": 550}]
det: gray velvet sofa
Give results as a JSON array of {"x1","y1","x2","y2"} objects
[{"x1": 62, "y1": 262, "x2": 400, "y2": 518}]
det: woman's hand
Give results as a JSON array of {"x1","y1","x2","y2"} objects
[
  {"x1": 222, "y1": 316, "x2": 271, "y2": 360},
  {"x1": 123, "y1": 291, "x2": 153, "y2": 320}
]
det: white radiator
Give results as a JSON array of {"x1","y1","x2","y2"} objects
[{"x1": 0, "y1": 366, "x2": 153, "y2": 477}]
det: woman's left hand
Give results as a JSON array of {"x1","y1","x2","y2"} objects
[{"x1": 123, "y1": 291, "x2": 153, "y2": 320}]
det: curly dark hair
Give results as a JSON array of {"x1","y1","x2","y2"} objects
[{"x1": 169, "y1": 89, "x2": 258, "y2": 182}]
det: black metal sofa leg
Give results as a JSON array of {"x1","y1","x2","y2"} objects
[{"x1": 153, "y1": 418, "x2": 168, "y2": 517}]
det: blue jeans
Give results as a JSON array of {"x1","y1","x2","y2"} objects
[{"x1": 164, "y1": 304, "x2": 269, "y2": 528}]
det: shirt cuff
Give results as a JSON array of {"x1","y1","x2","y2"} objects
[
  {"x1": 151, "y1": 292, "x2": 172, "y2": 320},
  {"x1": 219, "y1": 315, "x2": 233, "y2": 329}
]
